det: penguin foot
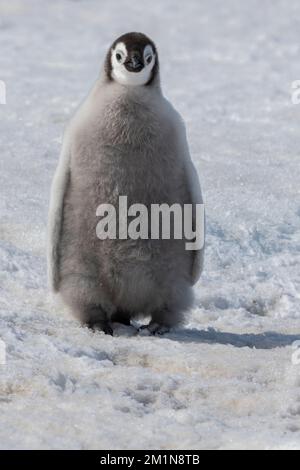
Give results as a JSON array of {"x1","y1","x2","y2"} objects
[
  {"x1": 138, "y1": 323, "x2": 170, "y2": 336},
  {"x1": 88, "y1": 321, "x2": 114, "y2": 336},
  {"x1": 103, "y1": 323, "x2": 114, "y2": 336}
]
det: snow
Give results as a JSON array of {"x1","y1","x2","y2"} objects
[{"x1": 1, "y1": 0, "x2": 300, "y2": 450}]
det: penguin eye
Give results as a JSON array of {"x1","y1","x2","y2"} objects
[
  {"x1": 146, "y1": 55, "x2": 152, "y2": 65},
  {"x1": 116, "y1": 52, "x2": 124, "y2": 63}
]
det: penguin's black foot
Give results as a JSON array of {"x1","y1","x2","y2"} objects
[
  {"x1": 138, "y1": 323, "x2": 170, "y2": 336},
  {"x1": 88, "y1": 321, "x2": 114, "y2": 336},
  {"x1": 103, "y1": 323, "x2": 114, "y2": 336},
  {"x1": 83, "y1": 305, "x2": 114, "y2": 335}
]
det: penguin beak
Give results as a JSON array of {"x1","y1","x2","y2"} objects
[{"x1": 124, "y1": 52, "x2": 144, "y2": 72}]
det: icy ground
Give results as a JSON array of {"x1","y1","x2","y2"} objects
[{"x1": 0, "y1": 0, "x2": 300, "y2": 450}]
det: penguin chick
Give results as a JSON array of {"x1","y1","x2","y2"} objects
[{"x1": 48, "y1": 32, "x2": 204, "y2": 335}]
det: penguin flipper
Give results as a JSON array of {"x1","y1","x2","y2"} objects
[
  {"x1": 179, "y1": 124, "x2": 205, "y2": 285},
  {"x1": 47, "y1": 133, "x2": 71, "y2": 292}
]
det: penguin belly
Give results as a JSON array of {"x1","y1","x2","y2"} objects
[{"x1": 60, "y1": 113, "x2": 193, "y2": 316}]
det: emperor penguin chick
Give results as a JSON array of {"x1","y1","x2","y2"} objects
[{"x1": 48, "y1": 32, "x2": 204, "y2": 335}]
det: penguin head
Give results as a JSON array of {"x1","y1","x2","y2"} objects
[{"x1": 105, "y1": 32, "x2": 158, "y2": 87}]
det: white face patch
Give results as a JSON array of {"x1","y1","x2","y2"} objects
[{"x1": 111, "y1": 42, "x2": 156, "y2": 86}]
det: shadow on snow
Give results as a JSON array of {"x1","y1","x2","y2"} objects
[{"x1": 165, "y1": 328, "x2": 300, "y2": 350}]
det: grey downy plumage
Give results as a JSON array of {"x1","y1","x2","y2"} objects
[{"x1": 48, "y1": 32, "x2": 204, "y2": 334}]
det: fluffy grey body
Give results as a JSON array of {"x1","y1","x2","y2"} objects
[{"x1": 48, "y1": 33, "x2": 204, "y2": 333}]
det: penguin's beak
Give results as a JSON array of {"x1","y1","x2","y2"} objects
[{"x1": 124, "y1": 52, "x2": 144, "y2": 72}]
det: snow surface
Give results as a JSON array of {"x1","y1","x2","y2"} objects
[{"x1": 1, "y1": 0, "x2": 300, "y2": 450}]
